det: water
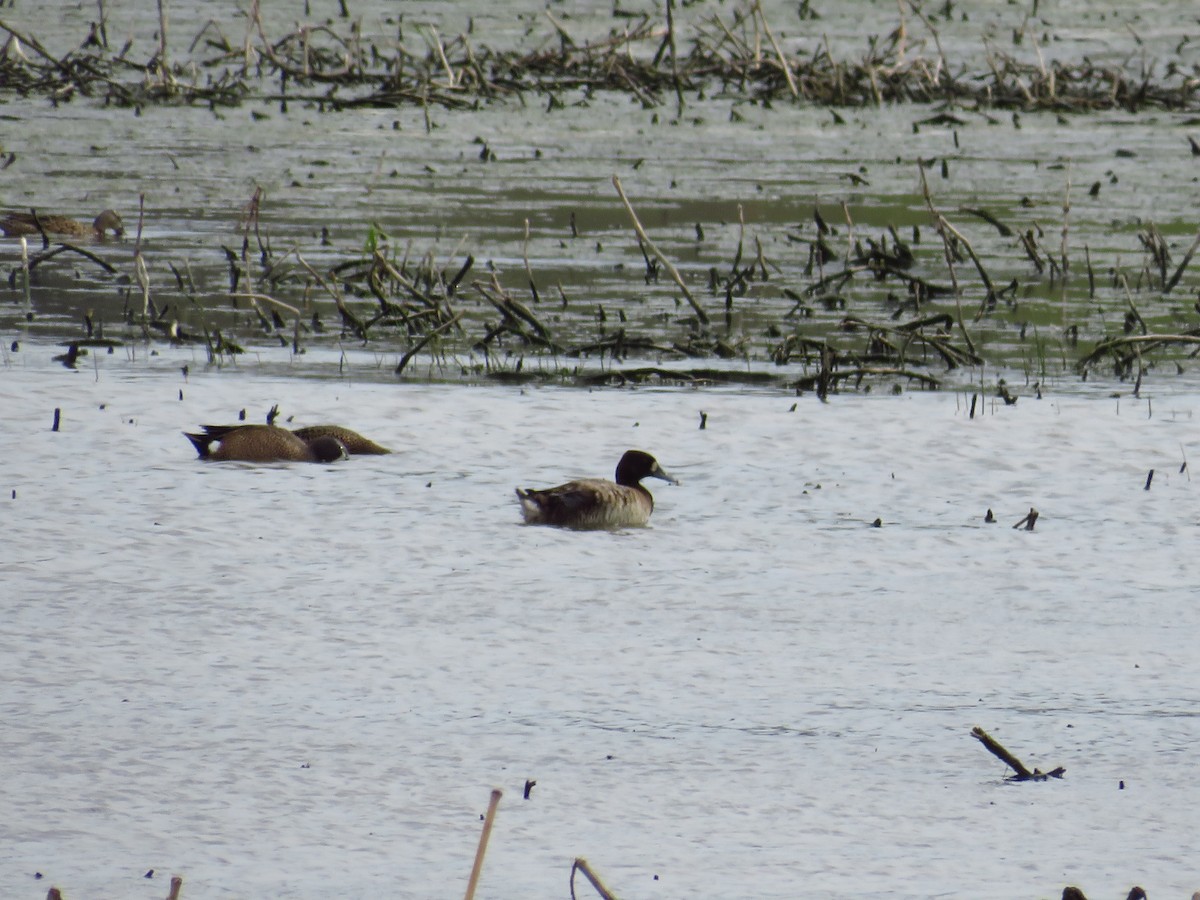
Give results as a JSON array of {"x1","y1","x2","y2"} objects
[{"x1": 1, "y1": 342, "x2": 1198, "y2": 898}]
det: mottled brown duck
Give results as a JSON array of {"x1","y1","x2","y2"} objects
[
  {"x1": 184, "y1": 424, "x2": 348, "y2": 463},
  {"x1": 516, "y1": 449, "x2": 678, "y2": 529},
  {"x1": 0, "y1": 208, "x2": 124, "y2": 239}
]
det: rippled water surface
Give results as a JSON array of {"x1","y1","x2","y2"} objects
[
  {"x1": 2, "y1": 343, "x2": 1198, "y2": 899},
  {"x1": 5, "y1": 0, "x2": 1200, "y2": 896}
]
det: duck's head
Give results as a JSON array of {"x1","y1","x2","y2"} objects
[
  {"x1": 308, "y1": 435, "x2": 349, "y2": 463},
  {"x1": 616, "y1": 449, "x2": 678, "y2": 486},
  {"x1": 92, "y1": 209, "x2": 124, "y2": 238}
]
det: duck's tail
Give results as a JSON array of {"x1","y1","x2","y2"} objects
[
  {"x1": 184, "y1": 431, "x2": 215, "y2": 458},
  {"x1": 514, "y1": 488, "x2": 541, "y2": 522}
]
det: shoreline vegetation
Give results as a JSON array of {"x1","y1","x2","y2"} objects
[{"x1": 4, "y1": 2, "x2": 1200, "y2": 395}]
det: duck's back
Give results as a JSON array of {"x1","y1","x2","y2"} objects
[
  {"x1": 204, "y1": 425, "x2": 317, "y2": 462},
  {"x1": 1, "y1": 213, "x2": 86, "y2": 237},
  {"x1": 517, "y1": 479, "x2": 652, "y2": 529}
]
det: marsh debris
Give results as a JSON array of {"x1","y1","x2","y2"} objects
[
  {"x1": 3, "y1": 5, "x2": 1199, "y2": 114},
  {"x1": 972, "y1": 726, "x2": 1064, "y2": 782},
  {"x1": 7, "y1": 11, "x2": 1200, "y2": 391}
]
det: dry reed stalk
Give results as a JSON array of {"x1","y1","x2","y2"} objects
[
  {"x1": 166, "y1": 875, "x2": 183, "y2": 899},
  {"x1": 612, "y1": 175, "x2": 709, "y2": 325},
  {"x1": 1012, "y1": 508, "x2": 1039, "y2": 531},
  {"x1": 522, "y1": 218, "x2": 539, "y2": 304},
  {"x1": 663, "y1": 0, "x2": 684, "y2": 112},
  {"x1": 294, "y1": 250, "x2": 369, "y2": 338},
  {"x1": 752, "y1": 0, "x2": 797, "y2": 98},
  {"x1": 1060, "y1": 162, "x2": 1080, "y2": 324},
  {"x1": 426, "y1": 25, "x2": 457, "y2": 88},
  {"x1": 903, "y1": 0, "x2": 948, "y2": 84},
  {"x1": 840, "y1": 200, "x2": 855, "y2": 258},
  {"x1": 1165, "y1": 226, "x2": 1200, "y2": 292},
  {"x1": 917, "y1": 168, "x2": 977, "y2": 356},
  {"x1": 463, "y1": 788, "x2": 502, "y2": 900},
  {"x1": 230, "y1": 292, "x2": 301, "y2": 317},
  {"x1": 19, "y1": 236, "x2": 30, "y2": 310},
  {"x1": 135, "y1": 253, "x2": 151, "y2": 319},
  {"x1": 543, "y1": 10, "x2": 576, "y2": 48},
  {"x1": 396, "y1": 311, "x2": 463, "y2": 374},
  {"x1": 570, "y1": 857, "x2": 619, "y2": 899},
  {"x1": 972, "y1": 726, "x2": 1033, "y2": 776},
  {"x1": 155, "y1": 0, "x2": 173, "y2": 87}
]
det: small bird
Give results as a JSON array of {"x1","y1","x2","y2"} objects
[
  {"x1": 184, "y1": 424, "x2": 347, "y2": 463},
  {"x1": 0, "y1": 208, "x2": 124, "y2": 239},
  {"x1": 516, "y1": 449, "x2": 677, "y2": 529},
  {"x1": 290, "y1": 424, "x2": 390, "y2": 455}
]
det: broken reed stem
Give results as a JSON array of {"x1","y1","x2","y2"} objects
[
  {"x1": 135, "y1": 252, "x2": 151, "y2": 319},
  {"x1": 971, "y1": 726, "x2": 1033, "y2": 778},
  {"x1": 464, "y1": 788, "x2": 502, "y2": 900},
  {"x1": 1084, "y1": 243, "x2": 1095, "y2": 298},
  {"x1": 753, "y1": 0, "x2": 798, "y2": 98},
  {"x1": 841, "y1": 200, "x2": 855, "y2": 258},
  {"x1": 903, "y1": 0, "x2": 948, "y2": 83},
  {"x1": 1165, "y1": 226, "x2": 1200, "y2": 292},
  {"x1": 1059, "y1": 163, "x2": 1071, "y2": 280},
  {"x1": 917, "y1": 167, "x2": 977, "y2": 356},
  {"x1": 396, "y1": 311, "x2": 463, "y2": 374},
  {"x1": 156, "y1": 0, "x2": 171, "y2": 85},
  {"x1": 230, "y1": 291, "x2": 301, "y2": 317},
  {"x1": 1059, "y1": 163, "x2": 1072, "y2": 325},
  {"x1": 522, "y1": 217, "x2": 539, "y2": 304},
  {"x1": 664, "y1": 0, "x2": 684, "y2": 113},
  {"x1": 611, "y1": 174, "x2": 710, "y2": 325},
  {"x1": 1012, "y1": 507, "x2": 1039, "y2": 530},
  {"x1": 570, "y1": 857, "x2": 619, "y2": 900},
  {"x1": 20, "y1": 236, "x2": 30, "y2": 310},
  {"x1": 166, "y1": 875, "x2": 184, "y2": 900}
]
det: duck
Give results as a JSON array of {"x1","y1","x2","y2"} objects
[
  {"x1": 290, "y1": 424, "x2": 390, "y2": 455},
  {"x1": 184, "y1": 424, "x2": 348, "y2": 463},
  {"x1": 516, "y1": 449, "x2": 678, "y2": 529},
  {"x1": 0, "y1": 208, "x2": 124, "y2": 239},
  {"x1": 192, "y1": 422, "x2": 388, "y2": 455},
  {"x1": 1062, "y1": 888, "x2": 1147, "y2": 900}
]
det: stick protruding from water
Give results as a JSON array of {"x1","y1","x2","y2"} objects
[{"x1": 464, "y1": 788, "x2": 502, "y2": 900}]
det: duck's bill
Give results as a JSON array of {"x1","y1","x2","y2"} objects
[{"x1": 652, "y1": 464, "x2": 680, "y2": 485}]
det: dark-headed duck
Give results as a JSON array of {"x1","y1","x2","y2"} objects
[{"x1": 516, "y1": 449, "x2": 677, "y2": 529}]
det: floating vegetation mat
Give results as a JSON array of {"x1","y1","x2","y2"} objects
[
  {"x1": 4, "y1": 2, "x2": 1200, "y2": 394},
  {"x1": 2, "y1": 1, "x2": 1198, "y2": 113}
]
